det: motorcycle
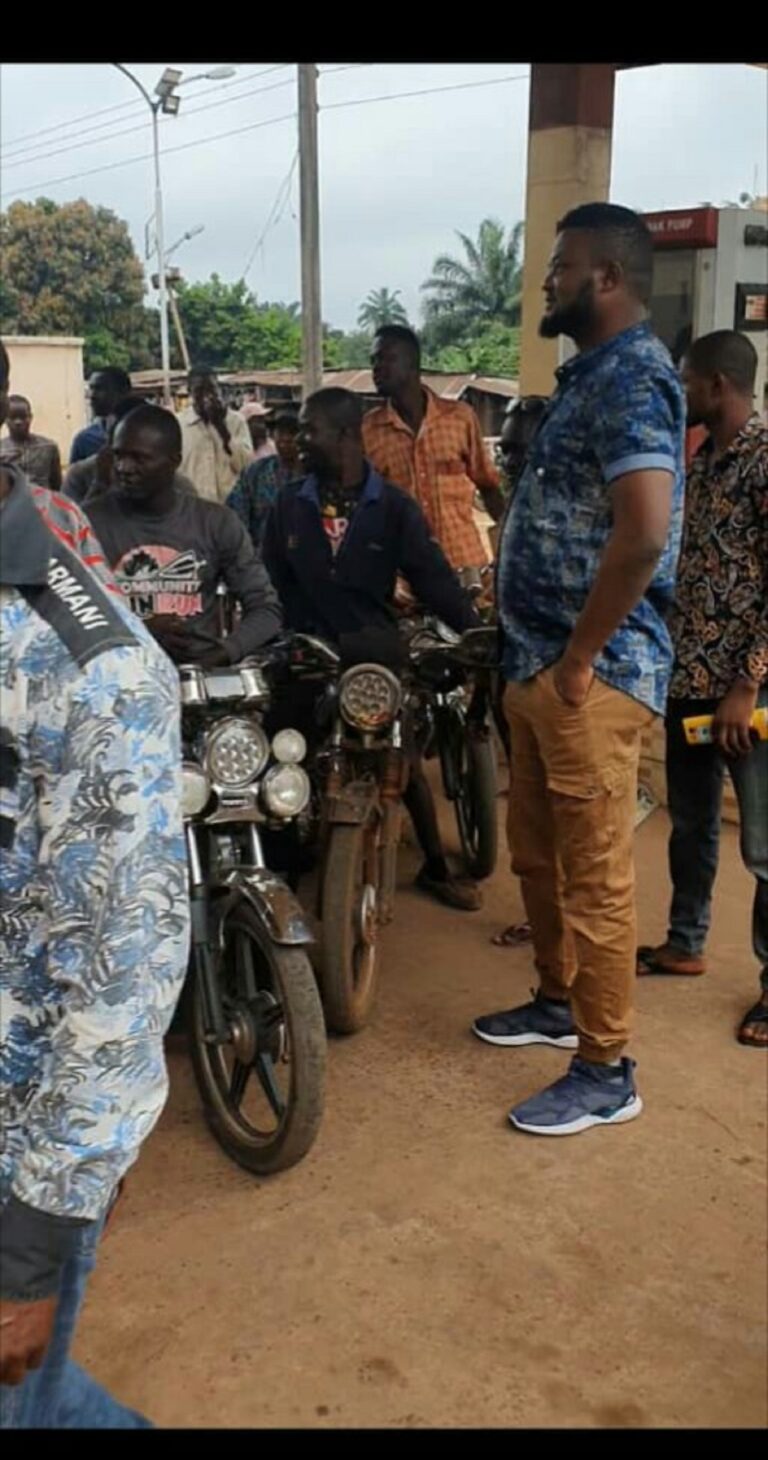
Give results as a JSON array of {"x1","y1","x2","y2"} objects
[
  {"x1": 284, "y1": 634, "x2": 409, "y2": 1035},
  {"x1": 179, "y1": 654, "x2": 326, "y2": 1175},
  {"x1": 405, "y1": 617, "x2": 501, "y2": 881}
]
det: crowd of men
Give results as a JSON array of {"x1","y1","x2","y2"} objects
[{"x1": 1, "y1": 200, "x2": 766, "y2": 1427}]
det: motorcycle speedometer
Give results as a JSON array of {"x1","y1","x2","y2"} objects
[
  {"x1": 205, "y1": 717, "x2": 269, "y2": 790},
  {"x1": 338, "y1": 663, "x2": 402, "y2": 732}
]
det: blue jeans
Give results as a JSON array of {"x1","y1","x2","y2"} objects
[
  {"x1": 0, "y1": 1216, "x2": 151, "y2": 1429},
  {"x1": 665, "y1": 694, "x2": 768, "y2": 989}
]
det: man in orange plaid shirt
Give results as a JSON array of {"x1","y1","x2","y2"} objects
[{"x1": 363, "y1": 325, "x2": 504, "y2": 571}]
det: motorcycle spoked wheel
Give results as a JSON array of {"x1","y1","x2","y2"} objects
[
  {"x1": 188, "y1": 899, "x2": 326, "y2": 1175},
  {"x1": 319, "y1": 815, "x2": 383, "y2": 1035},
  {"x1": 442, "y1": 705, "x2": 499, "y2": 881}
]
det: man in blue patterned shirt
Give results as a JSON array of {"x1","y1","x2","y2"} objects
[
  {"x1": 473, "y1": 204, "x2": 685, "y2": 1137},
  {"x1": 226, "y1": 410, "x2": 303, "y2": 548},
  {"x1": 0, "y1": 340, "x2": 189, "y2": 1424}
]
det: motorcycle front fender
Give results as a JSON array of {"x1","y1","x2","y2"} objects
[
  {"x1": 217, "y1": 868, "x2": 314, "y2": 947},
  {"x1": 326, "y1": 777, "x2": 380, "y2": 826}
]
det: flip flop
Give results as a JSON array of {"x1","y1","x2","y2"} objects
[
  {"x1": 737, "y1": 998, "x2": 768, "y2": 1047},
  {"x1": 636, "y1": 944, "x2": 706, "y2": 977},
  {"x1": 491, "y1": 922, "x2": 533, "y2": 947}
]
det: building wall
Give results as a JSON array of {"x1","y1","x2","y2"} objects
[
  {"x1": 712, "y1": 208, "x2": 767, "y2": 410},
  {"x1": 1, "y1": 336, "x2": 86, "y2": 465}
]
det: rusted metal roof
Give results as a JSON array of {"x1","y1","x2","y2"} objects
[{"x1": 131, "y1": 367, "x2": 518, "y2": 400}]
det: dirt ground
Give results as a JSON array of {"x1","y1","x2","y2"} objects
[{"x1": 76, "y1": 785, "x2": 767, "y2": 1429}]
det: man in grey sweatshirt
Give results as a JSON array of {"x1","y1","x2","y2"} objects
[{"x1": 86, "y1": 403, "x2": 282, "y2": 667}]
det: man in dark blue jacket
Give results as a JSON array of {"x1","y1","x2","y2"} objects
[{"x1": 262, "y1": 387, "x2": 482, "y2": 910}]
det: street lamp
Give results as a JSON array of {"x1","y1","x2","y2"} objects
[{"x1": 112, "y1": 64, "x2": 236, "y2": 405}]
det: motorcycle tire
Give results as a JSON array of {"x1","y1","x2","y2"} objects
[
  {"x1": 445, "y1": 709, "x2": 499, "y2": 881},
  {"x1": 320, "y1": 819, "x2": 382, "y2": 1035},
  {"x1": 188, "y1": 899, "x2": 326, "y2": 1176}
]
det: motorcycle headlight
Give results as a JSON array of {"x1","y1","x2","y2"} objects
[
  {"x1": 181, "y1": 763, "x2": 211, "y2": 817},
  {"x1": 271, "y1": 728, "x2": 307, "y2": 765},
  {"x1": 338, "y1": 663, "x2": 402, "y2": 731},
  {"x1": 205, "y1": 717, "x2": 269, "y2": 789},
  {"x1": 262, "y1": 764, "x2": 311, "y2": 818}
]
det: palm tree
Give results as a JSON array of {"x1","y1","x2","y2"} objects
[
  {"x1": 421, "y1": 218, "x2": 524, "y2": 348},
  {"x1": 357, "y1": 287, "x2": 409, "y2": 332}
]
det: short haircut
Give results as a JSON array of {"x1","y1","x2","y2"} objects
[
  {"x1": 685, "y1": 330, "x2": 758, "y2": 395},
  {"x1": 0, "y1": 339, "x2": 11, "y2": 390},
  {"x1": 114, "y1": 402, "x2": 182, "y2": 454},
  {"x1": 8, "y1": 394, "x2": 31, "y2": 411},
  {"x1": 271, "y1": 410, "x2": 300, "y2": 433},
  {"x1": 305, "y1": 387, "x2": 363, "y2": 434},
  {"x1": 188, "y1": 365, "x2": 216, "y2": 386},
  {"x1": 111, "y1": 392, "x2": 148, "y2": 424},
  {"x1": 374, "y1": 324, "x2": 421, "y2": 367},
  {"x1": 557, "y1": 202, "x2": 654, "y2": 305},
  {"x1": 94, "y1": 366, "x2": 132, "y2": 394}
]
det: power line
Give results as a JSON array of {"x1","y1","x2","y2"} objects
[
  {"x1": 321, "y1": 71, "x2": 529, "y2": 114},
  {"x1": 0, "y1": 64, "x2": 289, "y2": 158},
  {"x1": 242, "y1": 149, "x2": 299, "y2": 280},
  {"x1": 2, "y1": 110, "x2": 298, "y2": 200},
  {"x1": 2, "y1": 74, "x2": 296, "y2": 172},
  {"x1": 3, "y1": 70, "x2": 530, "y2": 202}
]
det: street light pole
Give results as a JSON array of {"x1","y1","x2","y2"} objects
[
  {"x1": 150, "y1": 105, "x2": 172, "y2": 408},
  {"x1": 114, "y1": 64, "x2": 236, "y2": 405},
  {"x1": 114, "y1": 64, "x2": 172, "y2": 407},
  {"x1": 298, "y1": 63, "x2": 323, "y2": 399}
]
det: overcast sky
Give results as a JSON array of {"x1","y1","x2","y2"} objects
[{"x1": 1, "y1": 62, "x2": 765, "y2": 331}]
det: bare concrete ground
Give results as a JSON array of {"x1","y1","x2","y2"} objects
[{"x1": 76, "y1": 795, "x2": 767, "y2": 1429}]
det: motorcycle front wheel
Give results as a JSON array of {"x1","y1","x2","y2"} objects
[
  {"x1": 320, "y1": 817, "x2": 382, "y2": 1035},
  {"x1": 441, "y1": 706, "x2": 499, "y2": 881},
  {"x1": 188, "y1": 899, "x2": 326, "y2": 1175}
]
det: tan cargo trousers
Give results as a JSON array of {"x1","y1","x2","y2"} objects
[{"x1": 504, "y1": 669, "x2": 654, "y2": 1063}]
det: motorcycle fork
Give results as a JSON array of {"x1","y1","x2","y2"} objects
[
  {"x1": 378, "y1": 729, "x2": 407, "y2": 924},
  {"x1": 187, "y1": 824, "x2": 230, "y2": 1044}
]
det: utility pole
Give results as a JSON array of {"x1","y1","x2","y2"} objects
[{"x1": 298, "y1": 64, "x2": 323, "y2": 399}]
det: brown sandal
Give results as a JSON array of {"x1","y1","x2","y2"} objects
[
  {"x1": 636, "y1": 944, "x2": 706, "y2": 977},
  {"x1": 491, "y1": 922, "x2": 533, "y2": 947}
]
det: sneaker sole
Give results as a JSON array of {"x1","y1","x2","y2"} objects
[
  {"x1": 472, "y1": 1025, "x2": 578, "y2": 1050},
  {"x1": 509, "y1": 1093, "x2": 643, "y2": 1136}
]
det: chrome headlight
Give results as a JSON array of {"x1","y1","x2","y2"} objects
[
  {"x1": 338, "y1": 663, "x2": 402, "y2": 731},
  {"x1": 181, "y1": 763, "x2": 211, "y2": 817},
  {"x1": 205, "y1": 717, "x2": 269, "y2": 790},
  {"x1": 271, "y1": 728, "x2": 307, "y2": 765},
  {"x1": 262, "y1": 764, "x2": 311, "y2": 818}
]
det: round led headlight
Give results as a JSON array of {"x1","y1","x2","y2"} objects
[
  {"x1": 181, "y1": 763, "x2": 211, "y2": 818},
  {"x1": 339, "y1": 663, "x2": 402, "y2": 732},
  {"x1": 271, "y1": 728, "x2": 307, "y2": 765},
  {"x1": 205, "y1": 717, "x2": 269, "y2": 789},
  {"x1": 262, "y1": 764, "x2": 311, "y2": 819}
]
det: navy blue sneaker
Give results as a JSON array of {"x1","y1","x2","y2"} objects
[
  {"x1": 509, "y1": 1056, "x2": 642, "y2": 1136},
  {"x1": 473, "y1": 990, "x2": 578, "y2": 1049}
]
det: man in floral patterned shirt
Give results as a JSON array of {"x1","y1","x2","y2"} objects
[
  {"x1": 637, "y1": 331, "x2": 768, "y2": 1047},
  {"x1": 0, "y1": 341, "x2": 189, "y2": 1425}
]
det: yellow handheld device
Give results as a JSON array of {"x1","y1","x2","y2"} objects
[{"x1": 683, "y1": 707, "x2": 768, "y2": 746}]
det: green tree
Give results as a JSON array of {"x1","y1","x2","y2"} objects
[
  {"x1": 327, "y1": 328, "x2": 374, "y2": 369},
  {"x1": 0, "y1": 197, "x2": 155, "y2": 372},
  {"x1": 357, "y1": 287, "x2": 409, "y2": 332},
  {"x1": 421, "y1": 218, "x2": 524, "y2": 350},
  {"x1": 423, "y1": 321, "x2": 521, "y2": 378},
  {"x1": 173, "y1": 275, "x2": 304, "y2": 370}
]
